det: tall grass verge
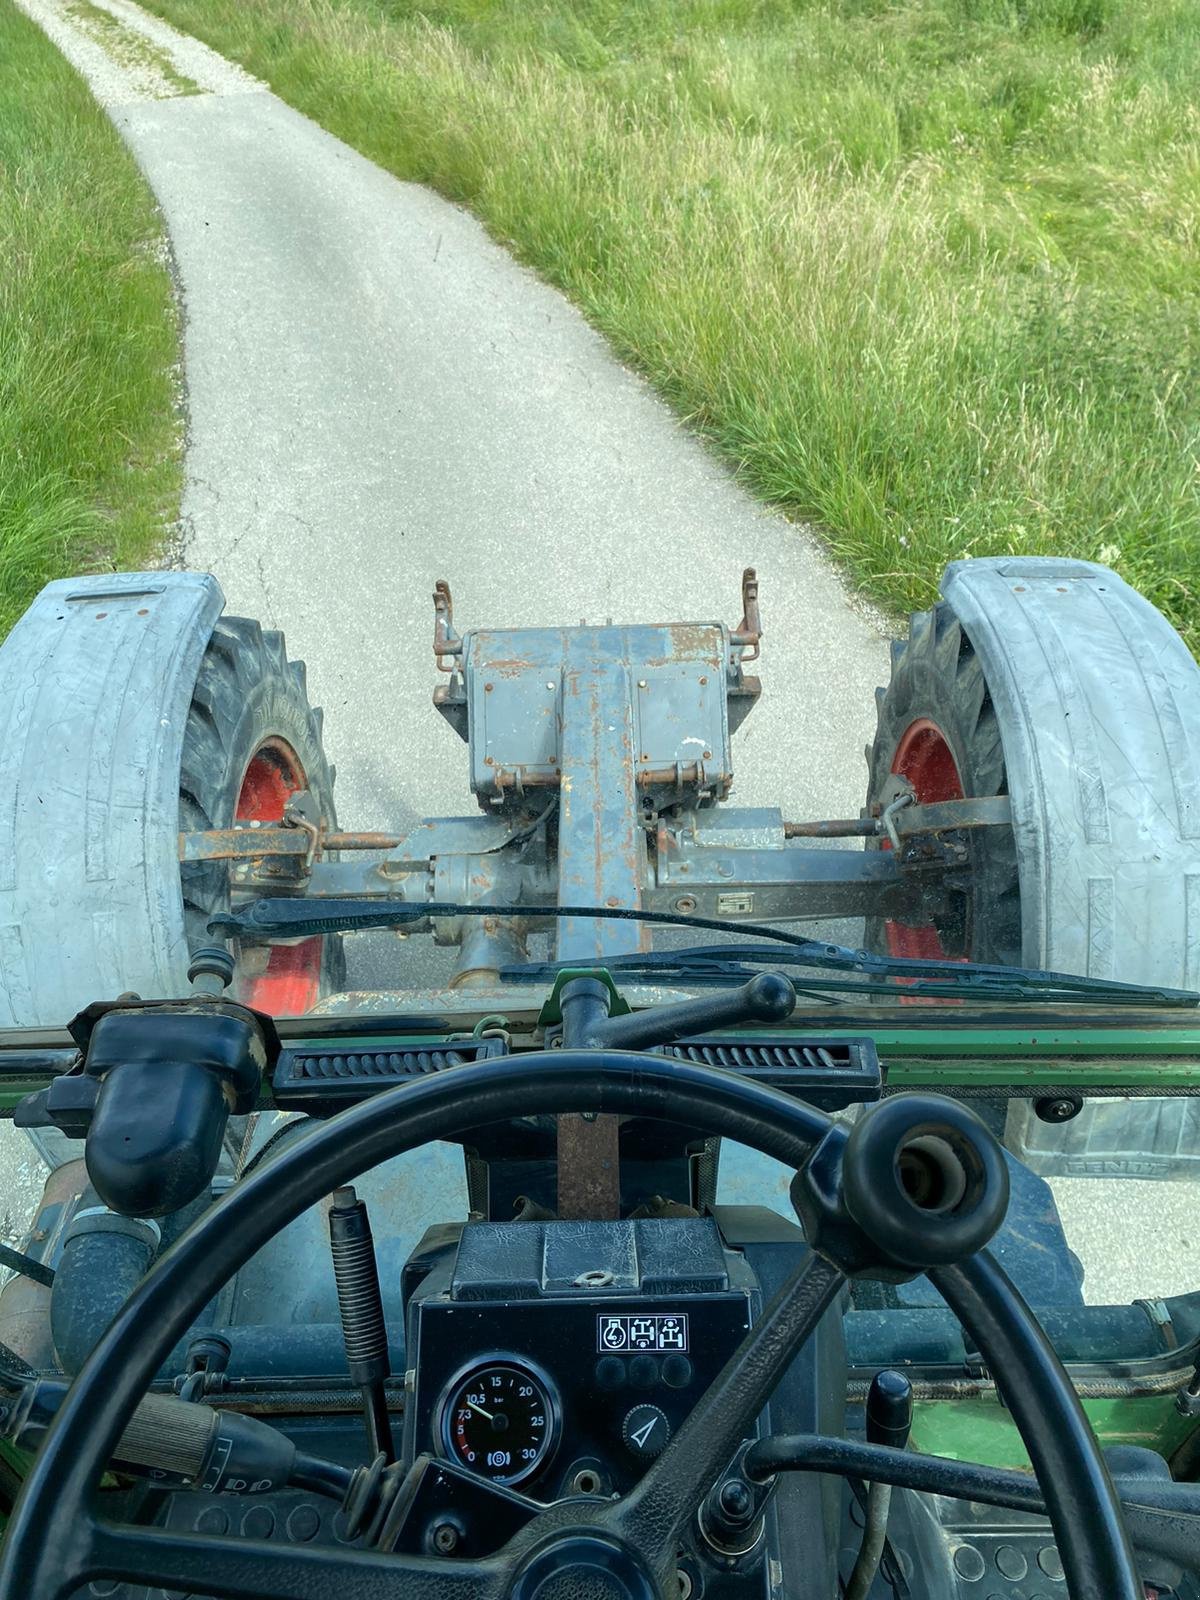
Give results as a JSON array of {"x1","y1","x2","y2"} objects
[
  {"x1": 141, "y1": 0, "x2": 1199, "y2": 645},
  {"x1": 0, "y1": 0, "x2": 181, "y2": 634}
]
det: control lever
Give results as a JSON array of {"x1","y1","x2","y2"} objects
[
  {"x1": 559, "y1": 971, "x2": 796, "y2": 1050},
  {"x1": 329, "y1": 1185, "x2": 395, "y2": 1461},
  {"x1": 4, "y1": 1379, "x2": 350, "y2": 1500},
  {"x1": 845, "y1": 1370, "x2": 913, "y2": 1600}
]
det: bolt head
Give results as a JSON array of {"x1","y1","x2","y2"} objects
[
  {"x1": 1035, "y1": 1095, "x2": 1082, "y2": 1124},
  {"x1": 432, "y1": 1522, "x2": 459, "y2": 1554},
  {"x1": 718, "y1": 1479, "x2": 754, "y2": 1522}
]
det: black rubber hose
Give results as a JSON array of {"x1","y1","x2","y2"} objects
[
  {"x1": 932, "y1": 1251, "x2": 1140, "y2": 1600},
  {"x1": 50, "y1": 1186, "x2": 213, "y2": 1377},
  {"x1": 50, "y1": 1213, "x2": 159, "y2": 1376}
]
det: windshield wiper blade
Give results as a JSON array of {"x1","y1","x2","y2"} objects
[
  {"x1": 211, "y1": 899, "x2": 1200, "y2": 1007},
  {"x1": 500, "y1": 950, "x2": 1192, "y2": 1006}
]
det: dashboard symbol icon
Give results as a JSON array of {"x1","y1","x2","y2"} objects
[{"x1": 601, "y1": 1318, "x2": 628, "y2": 1349}]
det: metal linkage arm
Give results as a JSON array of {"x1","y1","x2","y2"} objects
[{"x1": 558, "y1": 971, "x2": 796, "y2": 1050}]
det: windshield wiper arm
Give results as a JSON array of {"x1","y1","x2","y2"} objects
[
  {"x1": 498, "y1": 956, "x2": 1185, "y2": 1006},
  {"x1": 211, "y1": 899, "x2": 1199, "y2": 1007}
]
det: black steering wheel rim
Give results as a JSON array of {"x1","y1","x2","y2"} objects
[{"x1": 0, "y1": 1049, "x2": 1140, "y2": 1600}]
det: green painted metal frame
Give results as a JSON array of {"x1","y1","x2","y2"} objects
[
  {"x1": 740, "y1": 1023, "x2": 1200, "y2": 1087},
  {"x1": 2, "y1": 1014, "x2": 1200, "y2": 1114},
  {"x1": 908, "y1": 1392, "x2": 1198, "y2": 1471}
]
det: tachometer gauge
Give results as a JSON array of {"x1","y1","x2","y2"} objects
[{"x1": 440, "y1": 1359, "x2": 558, "y2": 1485}]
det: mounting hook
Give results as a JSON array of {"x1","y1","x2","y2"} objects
[
  {"x1": 433, "y1": 579, "x2": 462, "y2": 671},
  {"x1": 881, "y1": 790, "x2": 914, "y2": 851},
  {"x1": 732, "y1": 568, "x2": 762, "y2": 662}
]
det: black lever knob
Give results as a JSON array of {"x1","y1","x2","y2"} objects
[{"x1": 865, "y1": 1369, "x2": 913, "y2": 1453}]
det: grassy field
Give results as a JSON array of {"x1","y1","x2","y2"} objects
[
  {"x1": 138, "y1": 0, "x2": 1199, "y2": 646},
  {"x1": 0, "y1": 0, "x2": 180, "y2": 634}
]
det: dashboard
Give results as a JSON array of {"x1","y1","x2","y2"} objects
[
  {"x1": 396, "y1": 1213, "x2": 794, "y2": 1597},
  {"x1": 404, "y1": 1232, "x2": 754, "y2": 1510},
  {"x1": 62, "y1": 1207, "x2": 1181, "y2": 1600}
]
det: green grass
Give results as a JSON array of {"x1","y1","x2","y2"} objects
[
  {"x1": 66, "y1": 0, "x2": 201, "y2": 95},
  {"x1": 138, "y1": 0, "x2": 1199, "y2": 646},
  {"x1": 0, "y1": 0, "x2": 181, "y2": 634}
]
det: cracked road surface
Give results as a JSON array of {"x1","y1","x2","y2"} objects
[{"x1": 9, "y1": 0, "x2": 1196, "y2": 1305}]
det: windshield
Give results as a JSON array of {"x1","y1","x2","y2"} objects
[
  {"x1": 2, "y1": 560, "x2": 1200, "y2": 1376},
  {"x1": 8, "y1": 783, "x2": 1200, "y2": 1350},
  {"x1": 260, "y1": 867, "x2": 1200, "y2": 1317}
]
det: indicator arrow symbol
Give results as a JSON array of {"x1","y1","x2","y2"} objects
[
  {"x1": 468, "y1": 1401, "x2": 495, "y2": 1422},
  {"x1": 630, "y1": 1417, "x2": 658, "y2": 1449}
]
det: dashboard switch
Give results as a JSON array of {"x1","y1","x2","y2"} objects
[{"x1": 621, "y1": 1404, "x2": 670, "y2": 1460}]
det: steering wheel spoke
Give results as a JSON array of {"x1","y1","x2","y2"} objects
[
  {"x1": 612, "y1": 1252, "x2": 846, "y2": 1564},
  {"x1": 83, "y1": 1517, "x2": 505, "y2": 1600}
]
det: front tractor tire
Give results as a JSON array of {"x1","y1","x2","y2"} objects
[
  {"x1": 0, "y1": 573, "x2": 343, "y2": 1028},
  {"x1": 180, "y1": 615, "x2": 344, "y2": 1015},
  {"x1": 865, "y1": 602, "x2": 1021, "y2": 966},
  {"x1": 865, "y1": 558, "x2": 1200, "y2": 990}
]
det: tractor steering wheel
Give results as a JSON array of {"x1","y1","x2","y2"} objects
[{"x1": 0, "y1": 1050, "x2": 1140, "y2": 1600}]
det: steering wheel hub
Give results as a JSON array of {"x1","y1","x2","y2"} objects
[{"x1": 509, "y1": 1534, "x2": 657, "y2": 1600}]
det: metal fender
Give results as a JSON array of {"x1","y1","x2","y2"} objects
[{"x1": 941, "y1": 557, "x2": 1200, "y2": 987}]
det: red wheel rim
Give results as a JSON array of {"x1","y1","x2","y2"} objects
[
  {"x1": 883, "y1": 718, "x2": 965, "y2": 963},
  {"x1": 235, "y1": 739, "x2": 323, "y2": 1015}
]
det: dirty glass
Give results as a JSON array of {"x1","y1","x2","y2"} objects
[{"x1": 303, "y1": 899, "x2": 1200, "y2": 1313}]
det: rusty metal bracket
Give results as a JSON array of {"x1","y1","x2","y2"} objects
[
  {"x1": 783, "y1": 796, "x2": 1012, "y2": 841},
  {"x1": 731, "y1": 567, "x2": 761, "y2": 662},
  {"x1": 433, "y1": 579, "x2": 462, "y2": 670},
  {"x1": 283, "y1": 792, "x2": 323, "y2": 869},
  {"x1": 179, "y1": 826, "x2": 404, "y2": 863},
  {"x1": 881, "y1": 791, "x2": 914, "y2": 851},
  {"x1": 556, "y1": 1113, "x2": 621, "y2": 1222}
]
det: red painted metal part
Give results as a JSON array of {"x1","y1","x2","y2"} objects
[
  {"x1": 884, "y1": 718, "x2": 964, "y2": 963},
  {"x1": 234, "y1": 740, "x2": 323, "y2": 1015}
]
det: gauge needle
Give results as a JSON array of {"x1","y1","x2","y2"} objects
[{"x1": 469, "y1": 1400, "x2": 495, "y2": 1421}]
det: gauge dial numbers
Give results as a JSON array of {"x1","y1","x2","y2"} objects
[{"x1": 439, "y1": 1360, "x2": 559, "y2": 1485}]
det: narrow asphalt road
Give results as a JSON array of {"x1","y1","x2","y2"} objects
[
  {"x1": 10, "y1": 0, "x2": 1196, "y2": 1305},
  {"x1": 23, "y1": 0, "x2": 888, "y2": 838}
]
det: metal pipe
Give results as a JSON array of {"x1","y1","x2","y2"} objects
[
  {"x1": 782, "y1": 818, "x2": 877, "y2": 839},
  {"x1": 361, "y1": 1386, "x2": 394, "y2": 1466},
  {"x1": 180, "y1": 828, "x2": 404, "y2": 861}
]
